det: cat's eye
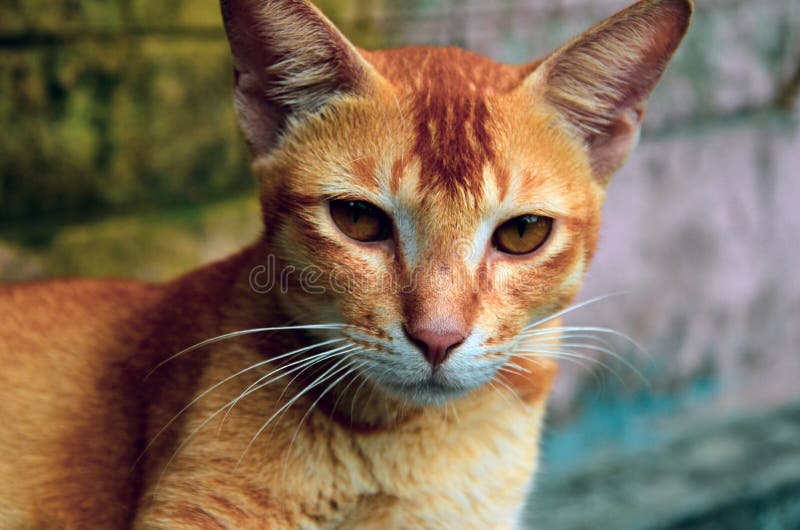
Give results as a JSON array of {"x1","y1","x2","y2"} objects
[
  {"x1": 492, "y1": 215, "x2": 553, "y2": 255},
  {"x1": 330, "y1": 200, "x2": 392, "y2": 242}
]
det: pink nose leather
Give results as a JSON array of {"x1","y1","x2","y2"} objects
[{"x1": 404, "y1": 327, "x2": 466, "y2": 368}]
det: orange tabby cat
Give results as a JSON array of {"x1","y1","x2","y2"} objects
[{"x1": 0, "y1": 0, "x2": 691, "y2": 528}]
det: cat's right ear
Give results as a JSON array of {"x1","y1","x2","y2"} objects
[
  {"x1": 220, "y1": 0, "x2": 379, "y2": 155},
  {"x1": 521, "y1": 0, "x2": 692, "y2": 184}
]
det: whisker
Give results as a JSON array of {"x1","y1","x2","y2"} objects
[
  {"x1": 557, "y1": 341, "x2": 648, "y2": 385},
  {"x1": 222, "y1": 342, "x2": 357, "y2": 426},
  {"x1": 329, "y1": 364, "x2": 367, "y2": 421},
  {"x1": 494, "y1": 375, "x2": 526, "y2": 408},
  {"x1": 502, "y1": 360, "x2": 534, "y2": 374},
  {"x1": 148, "y1": 346, "x2": 358, "y2": 496},
  {"x1": 284, "y1": 358, "x2": 368, "y2": 465},
  {"x1": 512, "y1": 349, "x2": 627, "y2": 386},
  {"x1": 349, "y1": 370, "x2": 373, "y2": 424},
  {"x1": 449, "y1": 402, "x2": 461, "y2": 424},
  {"x1": 520, "y1": 292, "x2": 629, "y2": 333},
  {"x1": 488, "y1": 380, "x2": 516, "y2": 409},
  {"x1": 271, "y1": 345, "x2": 361, "y2": 409},
  {"x1": 520, "y1": 331, "x2": 615, "y2": 350},
  {"x1": 512, "y1": 349, "x2": 602, "y2": 372},
  {"x1": 134, "y1": 337, "x2": 346, "y2": 468},
  {"x1": 146, "y1": 323, "x2": 349, "y2": 378},
  {"x1": 519, "y1": 326, "x2": 645, "y2": 355},
  {"x1": 364, "y1": 378, "x2": 380, "y2": 417},
  {"x1": 516, "y1": 336, "x2": 648, "y2": 386},
  {"x1": 512, "y1": 348, "x2": 607, "y2": 365},
  {"x1": 238, "y1": 353, "x2": 357, "y2": 466}
]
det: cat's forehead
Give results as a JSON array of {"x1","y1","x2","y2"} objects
[
  {"x1": 361, "y1": 46, "x2": 538, "y2": 96},
  {"x1": 292, "y1": 46, "x2": 588, "y2": 226},
  {"x1": 359, "y1": 47, "x2": 541, "y2": 207},
  {"x1": 361, "y1": 47, "x2": 533, "y2": 94}
]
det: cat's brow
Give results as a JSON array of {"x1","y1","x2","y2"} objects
[
  {"x1": 411, "y1": 95, "x2": 495, "y2": 199},
  {"x1": 365, "y1": 47, "x2": 530, "y2": 201}
]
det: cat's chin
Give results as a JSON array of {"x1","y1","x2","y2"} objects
[{"x1": 379, "y1": 378, "x2": 472, "y2": 407}]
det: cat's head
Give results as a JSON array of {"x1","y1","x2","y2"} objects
[{"x1": 221, "y1": 0, "x2": 691, "y2": 405}]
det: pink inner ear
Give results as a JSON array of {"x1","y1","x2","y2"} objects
[
  {"x1": 587, "y1": 106, "x2": 645, "y2": 183},
  {"x1": 233, "y1": 69, "x2": 286, "y2": 155}
]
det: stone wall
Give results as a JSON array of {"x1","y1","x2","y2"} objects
[{"x1": 0, "y1": 0, "x2": 383, "y2": 224}]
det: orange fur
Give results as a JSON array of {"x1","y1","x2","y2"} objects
[{"x1": 0, "y1": 0, "x2": 691, "y2": 528}]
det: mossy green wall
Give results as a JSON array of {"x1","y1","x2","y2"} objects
[{"x1": 0, "y1": 0, "x2": 381, "y2": 226}]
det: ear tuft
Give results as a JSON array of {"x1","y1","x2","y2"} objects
[
  {"x1": 220, "y1": 0, "x2": 376, "y2": 154},
  {"x1": 526, "y1": 0, "x2": 693, "y2": 181}
]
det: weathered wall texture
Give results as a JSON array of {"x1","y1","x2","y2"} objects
[
  {"x1": 0, "y1": 1, "x2": 244, "y2": 222},
  {"x1": 0, "y1": 0, "x2": 382, "y2": 223}
]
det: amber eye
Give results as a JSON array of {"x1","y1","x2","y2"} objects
[
  {"x1": 330, "y1": 200, "x2": 392, "y2": 242},
  {"x1": 492, "y1": 215, "x2": 553, "y2": 255}
]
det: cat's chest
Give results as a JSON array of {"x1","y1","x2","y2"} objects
[
  {"x1": 289, "y1": 393, "x2": 544, "y2": 529},
  {"x1": 142, "y1": 361, "x2": 547, "y2": 529}
]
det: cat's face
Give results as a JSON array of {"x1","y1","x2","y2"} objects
[
  {"x1": 223, "y1": 0, "x2": 691, "y2": 405},
  {"x1": 258, "y1": 56, "x2": 603, "y2": 404}
]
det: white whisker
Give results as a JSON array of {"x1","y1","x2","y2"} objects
[
  {"x1": 519, "y1": 325, "x2": 645, "y2": 354},
  {"x1": 502, "y1": 360, "x2": 533, "y2": 374},
  {"x1": 238, "y1": 353, "x2": 357, "y2": 466},
  {"x1": 148, "y1": 344, "x2": 357, "y2": 498},
  {"x1": 528, "y1": 333, "x2": 619, "y2": 357},
  {"x1": 329, "y1": 363, "x2": 367, "y2": 421},
  {"x1": 512, "y1": 349, "x2": 601, "y2": 372},
  {"x1": 520, "y1": 293, "x2": 629, "y2": 333},
  {"x1": 222, "y1": 343, "x2": 356, "y2": 425},
  {"x1": 134, "y1": 337, "x2": 346, "y2": 468},
  {"x1": 557, "y1": 341, "x2": 648, "y2": 385},
  {"x1": 512, "y1": 348, "x2": 629, "y2": 386},
  {"x1": 488, "y1": 380, "x2": 515, "y2": 409},
  {"x1": 494, "y1": 375, "x2": 525, "y2": 408},
  {"x1": 284, "y1": 358, "x2": 368, "y2": 466},
  {"x1": 349, "y1": 371, "x2": 373, "y2": 424},
  {"x1": 146, "y1": 323, "x2": 349, "y2": 378},
  {"x1": 449, "y1": 402, "x2": 461, "y2": 424}
]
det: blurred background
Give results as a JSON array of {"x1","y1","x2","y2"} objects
[{"x1": 1, "y1": 0, "x2": 798, "y2": 528}]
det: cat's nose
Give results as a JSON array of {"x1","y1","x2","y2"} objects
[{"x1": 403, "y1": 326, "x2": 466, "y2": 368}]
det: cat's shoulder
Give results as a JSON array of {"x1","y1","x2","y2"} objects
[
  {"x1": 0, "y1": 277, "x2": 163, "y2": 319},
  {"x1": 0, "y1": 278, "x2": 165, "y2": 360}
]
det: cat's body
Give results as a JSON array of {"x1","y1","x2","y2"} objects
[
  {"x1": 0, "y1": 247, "x2": 552, "y2": 529},
  {"x1": 0, "y1": 1, "x2": 691, "y2": 528}
]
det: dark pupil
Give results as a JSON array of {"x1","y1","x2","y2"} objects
[
  {"x1": 515, "y1": 215, "x2": 538, "y2": 238},
  {"x1": 349, "y1": 201, "x2": 369, "y2": 224}
]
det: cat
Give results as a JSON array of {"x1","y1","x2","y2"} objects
[{"x1": 0, "y1": 0, "x2": 691, "y2": 528}]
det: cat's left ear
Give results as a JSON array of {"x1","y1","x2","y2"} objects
[
  {"x1": 522, "y1": 0, "x2": 692, "y2": 183},
  {"x1": 220, "y1": 0, "x2": 381, "y2": 155}
]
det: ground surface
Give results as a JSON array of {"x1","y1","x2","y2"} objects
[{"x1": 529, "y1": 401, "x2": 800, "y2": 530}]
